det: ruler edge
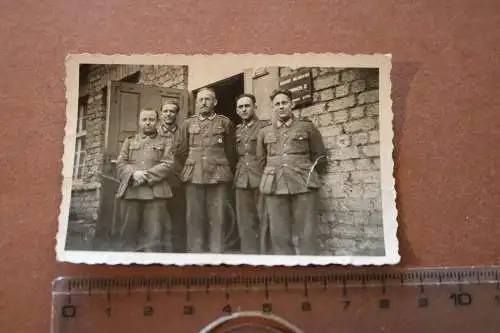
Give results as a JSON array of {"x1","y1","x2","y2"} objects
[{"x1": 51, "y1": 265, "x2": 500, "y2": 293}]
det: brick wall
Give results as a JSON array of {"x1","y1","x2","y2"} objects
[
  {"x1": 69, "y1": 65, "x2": 188, "y2": 222},
  {"x1": 279, "y1": 67, "x2": 383, "y2": 256}
]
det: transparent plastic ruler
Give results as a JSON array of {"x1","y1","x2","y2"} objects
[{"x1": 51, "y1": 266, "x2": 500, "y2": 333}]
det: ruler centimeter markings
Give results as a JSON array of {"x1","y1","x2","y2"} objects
[{"x1": 52, "y1": 266, "x2": 500, "y2": 333}]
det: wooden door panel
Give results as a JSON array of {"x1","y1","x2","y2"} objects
[
  {"x1": 119, "y1": 92, "x2": 140, "y2": 131},
  {"x1": 107, "y1": 82, "x2": 190, "y2": 155}
]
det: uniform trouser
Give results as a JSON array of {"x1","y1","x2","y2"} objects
[
  {"x1": 185, "y1": 183, "x2": 228, "y2": 253},
  {"x1": 235, "y1": 188, "x2": 262, "y2": 254},
  {"x1": 119, "y1": 199, "x2": 171, "y2": 252},
  {"x1": 165, "y1": 186, "x2": 186, "y2": 253},
  {"x1": 264, "y1": 190, "x2": 319, "y2": 255}
]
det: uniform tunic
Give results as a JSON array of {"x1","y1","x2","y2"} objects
[
  {"x1": 234, "y1": 118, "x2": 270, "y2": 254},
  {"x1": 158, "y1": 123, "x2": 186, "y2": 252},
  {"x1": 256, "y1": 115, "x2": 327, "y2": 255},
  {"x1": 175, "y1": 112, "x2": 236, "y2": 253},
  {"x1": 177, "y1": 112, "x2": 236, "y2": 184},
  {"x1": 115, "y1": 131, "x2": 175, "y2": 252}
]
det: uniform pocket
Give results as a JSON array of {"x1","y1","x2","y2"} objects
[
  {"x1": 203, "y1": 158, "x2": 217, "y2": 173},
  {"x1": 152, "y1": 143, "x2": 165, "y2": 160},
  {"x1": 289, "y1": 131, "x2": 309, "y2": 153},
  {"x1": 292, "y1": 131, "x2": 308, "y2": 141},
  {"x1": 248, "y1": 137, "x2": 258, "y2": 154},
  {"x1": 259, "y1": 167, "x2": 276, "y2": 194},
  {"x1": 181, "y1": 158, "x2": 195, "y2": 181},
  {"x1": 264, "y1": 133, "x2": 277, "y2": 144},
  {"x1": 213, "y1": 125, "x2": 225, "y2": 133},
  {"x1": 215, "y1": 158, "x2": 232, "y2": 180},
  {"x1": 188, "y1": 125, "x2": 201, "y2": 134},
  {"x1": 212, "y1": 126, "x2": 225, "y2": 145},
  {"x1": 128, "y1": 142, "x2": 140, "y2": 161},
  {"x1": 188, "y1": 125, "x2": 200, "y2": 145},
  {"x1": 263, "y1": 133, "x2": 277, "y2": 155}
]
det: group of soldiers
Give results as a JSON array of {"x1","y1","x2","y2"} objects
[{"x1": 115, "y1": 87, "x2": 327, "y2": 255}]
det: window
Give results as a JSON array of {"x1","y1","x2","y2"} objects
[{"x1": 73, "y1": 97, "x2": 88, "y2": 181}]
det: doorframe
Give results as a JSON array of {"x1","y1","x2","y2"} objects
[
  {"x1": 189, "y1": 69, "x2": 253, "y2": 95},
  {"x1": 189, "y1": 72, "x2": 248, "y2": 123},
  {"x1": 104, "y1": 79, "x2": 113, "y2": 153}
]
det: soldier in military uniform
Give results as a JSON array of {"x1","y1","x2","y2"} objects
[
  {"x1": 115, "y1": 108, "x2": 175, "y2": 252},
  {"x1": 233, "y1": 93, "x2": 270, "y2": 254},
  {"x1": 158, "y1": 100, "x2": 186, "y2": 253},
  {"x1": 175, "y1": 87, "x2": 236, "y2": 253},
  {"x1": 256, "y1": 89, "x2": 327, "y2": 255}
]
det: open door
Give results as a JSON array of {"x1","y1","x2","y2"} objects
[{"x1": 96, "y1": 81, "x2": 190, "y2": 246}]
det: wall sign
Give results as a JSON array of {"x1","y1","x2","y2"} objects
[
  {"x1": 278, "y1": 68, "x2": 313, "y2": 109},
  {"x1": 252, "y1": 67, "x2": 269, "y2": 79}
]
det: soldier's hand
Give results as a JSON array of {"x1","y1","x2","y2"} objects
[{"x1": 132, "y1": 171, "x2": 146, "y2": 183}]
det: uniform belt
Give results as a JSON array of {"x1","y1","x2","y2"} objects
[
  {"x1": 266, "y1": 154, "x2": 311, "y2": 165},
  {"x1": 237, "y1": 154, "x2": 258, "y2": 162},
  {"x1": 187, "y1": 147, "x2": 227, "y2": 159},
  {"x1": 188, "y1": 146, "x2": 225, "y2": 151}
]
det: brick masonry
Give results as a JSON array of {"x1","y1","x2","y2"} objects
[
  {"x1": 279, "y1": 67, "x2": 384, "y2": 256},
  {"x1": 69, "y1": 65, "x2": 188, "y2": 224}
]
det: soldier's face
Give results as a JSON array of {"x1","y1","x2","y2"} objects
[
  {"x1": 196, "y1": 90, "x2": 216, "y2": 115},
  {"x1": 236, "y1": 96, "x2": 256, "y2": 121},
  {"x1": 272, "y1": 93, "x2": 293, "y2": 121},
  {"x1": 160, "y1": 104, "x2": 178, "y2": 125},
  {"x1": 139, "y1": 110, "x2": 158, "y2": 133}
]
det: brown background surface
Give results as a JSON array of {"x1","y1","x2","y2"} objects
[{"x1": 1, "y1": 1, "x2": 499, "y2": 332}]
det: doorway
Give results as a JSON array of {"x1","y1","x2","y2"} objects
[{"x1": 192, "y1": 73, "x2": 244, "y2": 125}]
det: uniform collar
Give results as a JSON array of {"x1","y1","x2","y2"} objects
[
  {"x1": 275, "y1": 116, "x2": 295, "y2": 128},
  {"x1": 161, "y1": 123, "x2": 178, "y2": 133},
  {"x1": 241, "y1": 117, "x2": 257, "y2": 128},
  {"x1": 198, "y1": 112, "x2": 216, "y2": 121},
  {"x1": 140, "y1": 130, "x2": 158, "y2": 139}
]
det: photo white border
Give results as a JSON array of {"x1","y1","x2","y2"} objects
[{"x1": 56, "y1": 52, "x2": 399, "y2": 266}]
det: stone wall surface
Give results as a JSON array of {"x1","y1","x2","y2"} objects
[{"x1": 279, "y1": 67, "x2": 384, "y2": 256}]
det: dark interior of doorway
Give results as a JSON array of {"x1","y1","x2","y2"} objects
[{"x1": 192, "y1": 73, "x2": 244, "y2": 126}]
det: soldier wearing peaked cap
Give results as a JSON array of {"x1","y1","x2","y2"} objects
[
  {"x1": 115, "y1": 108, "x2": 175, "y2": 253},
  {"x1": 256, "y1": 89, "x2": 327, "y2": 255},
  {"x1": 175, "y1": 87, "x2": 237, "y2": 253},
  {"x1": 234, "y1": 93, "x2": 271, "y2": 254},
  {"x1": 158, "y1": 100, "x2": 186, "y2": 253}
]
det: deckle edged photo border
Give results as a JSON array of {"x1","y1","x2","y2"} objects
[{"x1": 55, "y1": 52, "x2": 399, "y2": 266}]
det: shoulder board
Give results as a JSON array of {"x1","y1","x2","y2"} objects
[
  {"x1": 236, "y1": 123, "x2": 243, "y2": 128},
  {"x1": 259, "y1": 120, "x2": 273, "y2": 128},
  {"x1": 299, "y1": 117, "x2": 313, "y2": 122},
  {"x1": 123, "y1": 135, "x2": 136, "y2": 143},
  {"x1": 216, "y1": 114, "x2": 231, "y2": 121},
  {"x1": 188, "y1": 114, "x2": 197, "y2": 119}
]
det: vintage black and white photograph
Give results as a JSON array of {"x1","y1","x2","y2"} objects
[{"x1": 56, "y1": 53, "x2": 398, "y2": 266}]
